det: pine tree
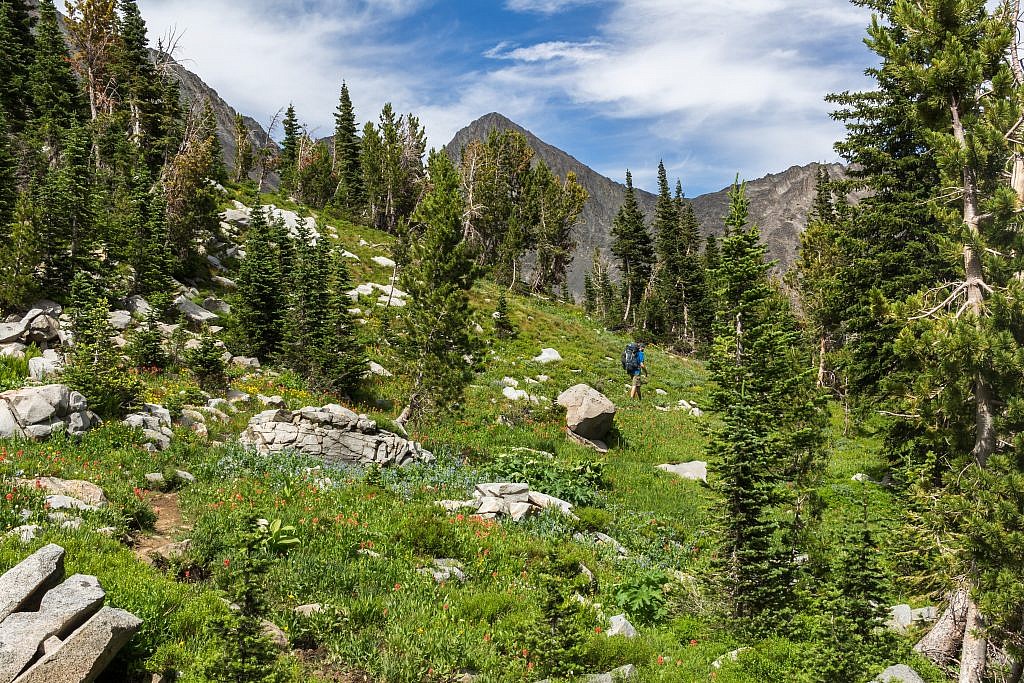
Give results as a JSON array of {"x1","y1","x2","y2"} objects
[
  {"x1": 29, "y1": 0, "x2": 84, "y2": 144},
  {"x1": 0, "y1": 194, "x2": 41, "y2": 308},
  {"x1": 295, "y1": 139, "x2": 334, "y2": 209},
  {"x1": 851, "y1": 4, "x2": 1024, "y2": 677},
  {"x1": 35, "y1": 123, "x2": 96, "y2": 291},
  {"x1": 112, "y1": 0, "x2": 164, "y2": 170},
  {"x1": 709, "y1": 182, "x2": 826, "y2": 636},
  {"x1": 233, "y1": 204, "x2": 285, "y2": 360},
  {"x1": 0, "y1": 0, "x2": 34, "y2": 128},
  {"x1": 531, "y1": 164, "x2": 587, "y2": 293},
  {"x1": 674, "y1": 181, "x2": 713, "y2": 351},
  {"x1": 200, "y1": 100, "x2": 227, "y2": 183},
  {"x1": 394, "y1": 149, "x2": 479, "y2": 431},
  {"x1": 64, "y1": 0, "x2": 119, "y2": 121},
  {"x1": 610, "y1": 170, "x2": 654, "y2": 326},
  {"x1": 0, "y1": 111, "x2": 14, "y2": 234},
  {"x1": 64, "y1": 272, "x2": 143, "y2": 416},
  {"x1": 332, "y1": 81, "x2": 363, "y2": 213},
  {"x1": 163, "y1": 110, "x2": 220, "y2": 269},
  {"x1": 279, "y1": 103, "x2": 299, "y2": 191},
  {"x1": 494, "y1": 293, "x2": 515, "y2": 339}
]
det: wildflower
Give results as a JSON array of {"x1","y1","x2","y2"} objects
[
  {"x1": 223, "y1": 558, "x2": 230, "y2": 568},
  {"x1": 527, "y1": 662, "x2": 535, "y2": 671},
  {"x1": 394, "y1": 583, "x2": 401, "y2": 591},
  {"x1": 522, "y1": 648, "x2": 528, "y2": 657},
  {"x1": 4, "y1": 493, "x2": 11, "y2": 501},
  {"x1": 483, "y1": 633, "x2": 491, "y2": 642},
  {"x1": 594, "y1": 626, "x2": 602, "y2": 633},
  {"x1": 689, "y1": 639, "x2": 698, "y2": 646},
  {"x1": 657, "y1": 656, "x2": 665, "y2": 665}
]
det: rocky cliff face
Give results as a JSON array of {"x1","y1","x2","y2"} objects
[
  {"x1": 446, "y1": 113, "x2": 843, "y2": 293},
  {"x1": 156, "y1": 53, "x2": 281, "y2": 189}
]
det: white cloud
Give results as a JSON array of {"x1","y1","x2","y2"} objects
[
  {"x1": 480, "y1": 0, "x2": 876, "y2": 191},
  {"x1": 504, "y1": 0, "x2": 597, "y2": 14}
]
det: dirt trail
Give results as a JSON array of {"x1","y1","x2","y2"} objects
[{"x1": 133, "y1": 491, "x2": 190, "y2": 561}]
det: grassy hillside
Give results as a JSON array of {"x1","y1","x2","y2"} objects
[{"x1": 0, "y1": 185, "x2": 942, "y2": 682}]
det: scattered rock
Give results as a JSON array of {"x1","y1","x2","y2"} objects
[
  {"x1": 655, "y1": 388, "x2": 668, "y2": 396},
  {"x1": 260, "y1": 620, "x2": 289, "y2": 650},
  {"x1": 502, "y1": 386, "x2": 536, "y2": 403},
  {"x1": 125, "y1": 295, "x2": 151, "y2": 316},
  {"x1": 606, "y1": 614, "x2": 637, "y2": 638},
  {"x1": 144, "y1": 473, "x2": 166, "y2": 488},
  {"x1": 437, "y1": 483, "x2": 575, "y2": 521},
  {"x1": 27, "y1": 352, "x2": 64, "y2": 382},
  {"x1": 874, "y1": 664, "x2": 925, "y2": 683},
  {"x1": 367, "y1": 361, "x2": 393, "y2": 377},
  {"x1": 501, "y1": 377, "x2": 519, "y2": 388},
  {"x1": 0, "y1": 343, "x2": 26, "y2": 359},
  {"x1": 371, "y1": 255, "x2": 396, "y2": 268},
  {"x1": 211, "y1": 275, "x2": 237, "y2": 290},
  {"x1": 293, "y1": 604, "x2": 324, "y2": 618},
  {"x1": 712, "y1": 647, "x2": 750, "y2": 669},
  {"x1": 12, "y1": 607, "x2": 141, "y2": 683},
  {"x1": 886, "y1": 604, "x2": 937, "y2": 632},
  {"x1": 123, "y1": 404, "x2": 173, "y2": 452},
  {"x1": 533, "y1": 348, "x2": 562, "y2": 364},
  {"x1": 226, "y1": 389, "x2": 251, "y2": 404},
  {"x1": 0, "y1": 385, "x2": 97, "y2": 440},
  {"x1": 14, "y1": 478, "x2": 107, "y2": 507},
  {"x1": 852, "y1": 473, "x2": 876, "y2": 483},
  {"x1": 202, "y1": 297, "x2": 231, "y2": 315},
  {"x1": 107, "y1": 310, "x2": 132, "y2": 332},
  {"x1": 583, "y1": 664, "x2": 637, "y2": 682},
  {"x1": 240, "y1": 404, "x2": 433, "y2": 468},
  {"x1": 173, "y1": 295, "x2": 218, "y2": 324},
  {"x1": 257, "y1": 394, "x2": 286, "y2": 408},
  {"x1": 0, "y1": 544, "x2": 64, "y2": 623},
  {"x1": 419, "y1": 559, "x2": 467, "y2": 584},
  {"x1": 231, "y1": 356, "x2": 261, "y2": 370},
  {"x1": 557, "y1": 384, "x2": 615, "y2": 443},
  {"x1": 574, "y1": 531, "x2": 628, "y2": 557},
  {"x1": 657, "y1": 462, "x2": 708, "y2": 483},
  {"x1": 341, "y1": 250, "x2": 359, "y2": 260}
]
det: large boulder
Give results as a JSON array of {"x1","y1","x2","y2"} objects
[
  {"x1": 557, "y1": 384, "x2": 615, "y2": 443},
  {"x1": 239, "y1": 404, "x2": 433, "y2": 468},
  {"x1": 28, "y1": 350, "x2": 63, "y2": 381},
  {"x1": 173, "y1": 295, "x2": 218, "y2": 324},
  {"x1": 0, "y1": 385, "x2": 97, "y2": 440}
]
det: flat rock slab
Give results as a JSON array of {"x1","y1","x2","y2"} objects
[
  {"x1": 0, "y1": 544, "x2": 65, "y2": 622},
  {"x1": 0, "y1": 575, "x2": 105, "y2": 683},
  {"x1": 14, "y1": 478, "x2": 106, "y2": 507},
  {"x1": 657, "y1": 461, "x2": 708, "y2": 483},
  {"x1": 13, "y1": 607, "x2": 141, "y2": 683}
]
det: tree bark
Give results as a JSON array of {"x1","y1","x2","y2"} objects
[
  {"x1": 916, "y1": 589, "x2": 970, "y2": 666},
  {"x1": 958, "y1": 599, "x2": 987, "y2": 683},
  {"x1": 817, "y1": 336, "x2": 827, "y2": 388}
]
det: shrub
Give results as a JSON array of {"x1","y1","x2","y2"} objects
[
  {"x1": 186, "y1": 330, "x2": 226, "y2": 390},
  {"x1": 482, "y1": 452, "x2": 607, "y2": 507}
]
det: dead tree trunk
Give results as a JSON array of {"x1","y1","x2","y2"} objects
[
  {"x1": 959, "y1": 599, "x2": 987, "y2": 683},
  {"x1": 916, "y1": 589, "x2": 970, "y2": 666}
]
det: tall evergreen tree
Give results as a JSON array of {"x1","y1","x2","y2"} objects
[
  {"x1": 234, "y1": 204, "x2": 285, "y2": 360},
  {"x1": 64, "y1": 0, "x2": 119, "y2": 121},
  {"x1": 332, "y1": 81, "x2": 363, "y2": 213},
  {"x1": 394, "y1": 149, "x2": 479, "y2": 431},
  {"x1": 0, "y1": 111, "x2": 14, "y2": 234},
  {"x1": 709, "y1": 183, "x2": 826, "y2": 636},
  {"x1": 29, "y1": 0, "x2": 84, "y2": 144},
  {"x1": 279, "y1": 103, "x2": 300, "y2": 190},
  {"x1": 0, "y1": 0, "x2": 34, "y2": 128},
  {"x1": 0, "y1": 194, "x2": 41, "y2": 308},
  {"x1": 610, "y1": 170, "x2": 654, "y2": 326},
  {"x1": 232, "y1": 113, "x2": 254, "y2": 183},
  {"x1": 850, "y1": 3, "x2": 1024, "y2": 678},
  {"x1": 531, "y1": 164, "x2": 587, "y2": 293}
]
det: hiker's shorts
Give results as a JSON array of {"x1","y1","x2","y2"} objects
[{"x1": 631, "y1": 374, "x2": 642, "y2": 389}]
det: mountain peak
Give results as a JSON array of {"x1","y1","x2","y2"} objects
[{"x1": 446, "y1": 113, "x2": 845, "y2": 295}]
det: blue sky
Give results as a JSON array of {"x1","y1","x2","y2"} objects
[{"x1": 136, "y1": 0, "x2": 879, "y2": 196}]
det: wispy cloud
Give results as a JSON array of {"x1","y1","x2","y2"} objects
[
  {"x1": 504, "y1": 0, "x2": 597, "y2": 14},
  {"x1": 485, "y1": 40, "x2": 605, "y2": 63}
]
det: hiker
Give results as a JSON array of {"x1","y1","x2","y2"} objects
[{"x1": 622, "y1": 342, "x2": 648, "y2": 399}]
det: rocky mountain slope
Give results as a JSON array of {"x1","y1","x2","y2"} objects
[{"x1": 446, "y1": 113, "x2": 843, "y2": 293}]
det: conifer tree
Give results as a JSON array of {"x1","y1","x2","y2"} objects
[
  {"x1": 332, "y1": 81, "x2": 363, "y2": 213},
  {"x1": 295, "y1": 139, "x2": 334, "y2": 209},
  {"x1": 610, "y1": 170, "x2": 654, "y2": 325},
  {"x1": 674, "y1": 181, "x2": 713, "y2": 351},
  {"x1": 531, "y1": 164, "x2": 587, "y2": 293},
  {"x1": 708, "y1": 183, "x2": 825, "y2": 636},
  {"x1": 0, "y1": 0, "x2": 34, "y2": 128},
  {"x1": 279, "y1": 103, "x2": 300, "y2": 190},
  {"x1": 29, "y1": 0, "x2": 84, "y2": 143},
  {"x1": 0, "y1": 111, "x2": 14, "y2": 234},
  {"x1": 232, "y1": 113, "x2": 254, "y2": 183},
  {"x1": 494, "y1": 293, "x2": 515, "y2": 339},
  {"x1": 0, "y1": 194, "x2": 41, "y2": 308},
  {"x1": 849, "y1": 4, "x2": 1024, "y2": 677},
  {"x1": 234, "y1": 204, "x2": 285, "y2": 360},
  {"x1": 163, "y1": 111, "x2": 220, "y2": 268},
  {"x1": 113, "y1": 0, "x2": 164, "y2": 168},
  {"x1": 64, "y1": 272, "x2": 143, "y2": 415},
  {"x1": 35, "y1": 123, "x2": 96, "y2": 291},
  {"x1": 394, "y1": 150, "x2": 479, "y2": 431},
  {"x1": 64, "y1": 0, "x2": 119, "y2": 121}
]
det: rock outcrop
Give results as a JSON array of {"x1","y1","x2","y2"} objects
[
  {"x1": 0, "y1": 545, "x2": 141, "y2": 683},
  {"x1": 557, "y1": 385, "x2": 615, "y2": 448},
  {"x1": 437, "y1": 482, "x2": 575, "y2": 521},
  {"x1": 0, "y1": 385, "x2": 98, "y2": 440},
  {"x1": 240, "y1": 404, "x2": 433, "y2": 468}
]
